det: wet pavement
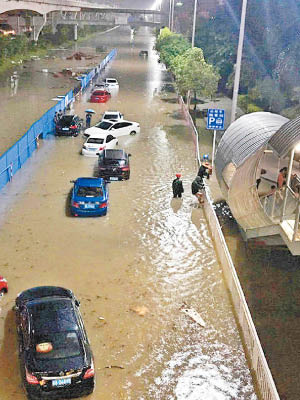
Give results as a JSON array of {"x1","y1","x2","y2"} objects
[{"x1": 0, "y1": 27, "x2": 257, "y2": 399}]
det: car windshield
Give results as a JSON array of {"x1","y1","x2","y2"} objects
[
  {"x1": 87, "y1": 138, "x2": 104, "y2": 144},
  {"x1": 59, "y1": 116, "x2": 74, "y2": 127},
  {"x1": 95, "y1": 121, "x2": 113, "y2": 130},
  {"x1": 93, "y1": 91, "x2": 106, "y2": 95},
  {"x1": 103, "y1": 159, "x2": 126, "y2": 166},
  {"x1": 107, "y1": 79, "x2": 116, "y2": 83},
  {"x1": 34, "y1": 331, "x2": 81, "y2": 360},
  {"x1": 103, "y1": 114, "x2": 118, "y2": 120},
  {"x1": 76, "y1": 186, "x2": 103, "y2": 197}
]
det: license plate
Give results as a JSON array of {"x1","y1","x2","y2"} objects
[
  {"x1": 110, "y1": 177, "x2": 118, "y2": 181},
  {"x1": 62, "y1": 128, "x2": 69, "y2": 131},
  {"x1": 52, "y1": 378, "x2": 71, "y2": 387},
  {"x1": 85, "y1": 203, "x2": 95, "y2": 208}
]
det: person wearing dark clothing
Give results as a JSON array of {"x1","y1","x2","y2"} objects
[
  {"x1": 58, "y1": 109, "x2": 63, "y2": 120},
  {"x1": 86, "y1": 113, "x2": 92, "y2": 128},
  {"x1": 192, "y1": 176, "x2": 205, "y2": 205},
  {"x1": 54, "y1": 112, "x2": 59, "y2": 124},
  {"x1": 197, "y1": 162, "x2": 212, "y2": 180},
  {"x1": 172, "y1": 173, "x2": 184, "y2": 198}
]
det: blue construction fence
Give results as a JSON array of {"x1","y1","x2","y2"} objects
[{"x1": 0, "y1": 49, "x2": 117, "y2": 192}]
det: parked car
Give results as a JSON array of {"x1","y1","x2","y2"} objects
[
  {"x1": 55, "y1": 114, "x2": 82, "y2": 136},
  {"x1": 15, "y1": 286, "x2": 95, "y2": 400},
  {"x1": 71, "y1": 177, "x2": 108, "y2": 216},
  {"x1": 84, "y1": 120, "x2": 140, "y2": 138},
  {"x1": 94, "y1": 82, "x2": 106, "y2": 89},
  {"x1": 0, "y1": 276, "x2": 8, "y2": 295},
  {"x1": 101, "y1": 111, "x2": 124, "y2": 123},
  {"x1": 98, "y1": 149, "x2": 131, "y2": 181},
  {"x1": 104, "y1": 78, "x2": 119, "y2": 88},
  {"x1": 90, "y1": 89, "x2": 111, "y2": 103},
  {"x1": 139, "y1": 50, "x2": 148, "y2": 57},
  {"x1": 81, "y1": 133, "x2": 118, "y2": 157}
]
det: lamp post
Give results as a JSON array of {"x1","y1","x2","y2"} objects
[
  {"x1": 191, "y1": 0, "x2": 197, "y2": 48},
  {"x1": 230, "y1": 0, "x2": 248, "y2": 124}
]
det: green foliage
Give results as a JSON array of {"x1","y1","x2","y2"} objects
[
  {"x1": 155, "y1": 30, "x2": 189, "y2": 67},
  {"x1": 171, "y1": 47, "x2": 220, "y2": 98}
]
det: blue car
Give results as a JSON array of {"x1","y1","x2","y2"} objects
[{"x1": 70, "y1": 177, "x2": 108, "y2": 217}]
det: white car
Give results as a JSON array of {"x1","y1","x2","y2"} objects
[
  {"x1": 104, "y1": 78, "x2": 119, "y2": 88},
  {"x1": 84, "y1": 120, "x2": 140, "y2": 138},
  {"x1": 101, "y1": 111, "x2": 124, "y2": 123},
  {"x1": 81, "y1": 133, "x2": 118, "y2": 157}
]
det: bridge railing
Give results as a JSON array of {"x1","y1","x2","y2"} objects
[{"x1": 0, "y1": 49, "x2": 117, "y2": 192}]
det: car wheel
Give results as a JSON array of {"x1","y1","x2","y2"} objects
[
  {"x1": 0, "y1": 288, "x2": 7, "y2": 295},
  {"x1": 73, "y1": 133, "x2": 79, "y2": 137},
  {"x1": 130, "y1": 131, "x2": 136, "y2": 135}
]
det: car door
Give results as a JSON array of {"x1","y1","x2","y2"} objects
[
  {"x1": 111, "y1": 122, "x2": 130, "y2": 137},
  {"x1": 105, "y1": 134, "x2": 117, "y2": 149}
]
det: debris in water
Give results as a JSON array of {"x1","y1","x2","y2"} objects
[
  {"x1": 98, "y1": 316, "x2": 105, "y2": 320},
  {"x1": 105, "y1": 365, "x2": 124, "y2": 369},
  {"x1": 180, "y1": 303, "x2": 206, "y2": 327},
  {"x1": 130, "y1": 305, "x2": 149, "y2": 316}
]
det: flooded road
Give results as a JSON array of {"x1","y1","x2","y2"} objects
[{"x1": 0, "y1": 27, "x2": 257, "y2": 399}]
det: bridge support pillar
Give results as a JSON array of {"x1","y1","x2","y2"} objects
[
  {"x1": 31, "y1": 15, "x2": 47, "y2": 42},
  {"x1": 74, "y1": 24, "x2": 78, "y2": 41}
]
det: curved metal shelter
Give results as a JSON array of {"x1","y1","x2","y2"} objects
[{"x1": 215, "y1": 112, "x2": 300, "y2": 255}]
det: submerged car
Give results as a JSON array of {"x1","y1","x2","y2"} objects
[
  {"x1": 15, "y1": 286, "x2": 95, "y2": 400},
  {"x1": 98, "y1": 149, "x2": 131, "y2": 181},
  {"x1": 90, "y1": 89, "x2": 111, "y2": 103},
  {"x1": 101, "y1": 111, "x2": 124, "y2": 123},
  {"x1": 0, "y1": 276, "x2": 8, "y2": 295},
  {"x1": 71, "y1": 177, "x2": 108, "y2": 216},
  {"x1": 55, "y1": 114, "x2": 82, "y2": 137},
  {"x1": 81, "y1": 133, "x2": 118, "y2": 157},
  {"x1": 104, "y1": 78, "x2": 119, "y2": 88},
  {"x1": 84, "y1": 120, "x2": 140, "y2": 138}
]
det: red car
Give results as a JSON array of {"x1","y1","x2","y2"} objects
[
  {"x1": 0, "y1": 276, "x2": 8, "y2": 295},
  {"x1": 90, "y1": 90, "x2": 111, "y2": 103}
]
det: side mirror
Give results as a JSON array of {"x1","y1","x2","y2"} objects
[
  {"x1": 70, "y1": 180, "x2": 75, "y2": 183},
  {"x1": 96, "y1": 152, "x2": 99, "y2": 156},
  {"x1": 128, "y1": 153, "x2": 132, "y2": 157},
  {"x1": 75, "y1": 299, "x2": 80, "y2": 307}
]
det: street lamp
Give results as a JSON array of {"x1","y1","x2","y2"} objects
[
  {"x1": 169, "y1": 0, "x2": 183, "y2": 31},
  {"x1": 230, "y1": 0, "x2": 248, "y2": 124},
  {"x1": 191, "y1": 0, "x2": 197, "y2": 48}
]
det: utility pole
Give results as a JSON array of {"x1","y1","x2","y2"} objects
[
  {"x1": 191, "y1": 0, "x2": 197, "y2": 48},
  {"x1": 230, "y1": 0, "x2": 248, "y2": 124}
]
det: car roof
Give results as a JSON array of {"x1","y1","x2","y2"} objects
[
  {"x1": 103, "y1": 149, "x2": 127, "y2": 159},
  {"x1": 28, "y1": 297, "x2": 78, "y2": 334},
  {"x1": 75, "y1": 177, "x2": 104, "y2": 186},
  {"x1": 103, "y1": 111, "x2": 121, "y2": 115},
  {"x1": 17, "y1": 286, "x2": 73, "y2": 305},
  {"x1": 87, "y1": 132, "x2": 111, "y2": 139}
]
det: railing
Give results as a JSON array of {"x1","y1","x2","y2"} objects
[
  {"x1": 0, "y1": 49, "x2": 117, "y2": 192},
  {"x1": 178, "y1": 95, "x2": 280, "y2": 400}
]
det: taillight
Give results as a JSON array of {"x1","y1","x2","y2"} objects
[
  {"x1": 70, "y1": 125, "x2": 77, "y2": 129},
  {"x1": 83, "y1": 364, "x2": 94, "y2": 379},
  {"x1": 99, "y1": 202, "x2": 107, "y2": 208},
  {"x1": 98, "y1": 147, "x2": 104, "y2": 151},
  {"x1": 122, "y1": 167, "x2": 129, "y2": 171},
  {"x1": 72, "y1": 201, "x2": 79, "y2": 208},
  {"x1": 26, "y1": 369, "x2": 39, "y2": 385}
]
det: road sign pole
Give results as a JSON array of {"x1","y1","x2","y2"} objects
[{"x1": 212, "y1": 129, "x2": 216, "y2": 168}]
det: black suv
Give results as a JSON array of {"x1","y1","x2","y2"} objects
[
  {"x1": 15, "y1": 286, "x2": 95, "y2": 400},
  {"x1": 55, "y1": 115, "x2": 82, "y2": 136},
  {"x1": 98, "y1": 149, "x2": 131, "y2": 180}
]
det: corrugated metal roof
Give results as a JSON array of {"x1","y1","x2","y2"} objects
[
  {"x1": 268, "y1": 115, "x2": 300, "y2": 157},
  {"x1": 215, "y1": 112, "x2": 288, "y2": 176}
]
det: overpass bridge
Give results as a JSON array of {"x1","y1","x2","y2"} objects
[{"x1": 0, "y1": 0, "x2": 164, "y2": 41}]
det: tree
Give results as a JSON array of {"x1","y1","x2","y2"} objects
[
  {"x1": 155, "y1": 29, "x2": 189, "y2": 68},
  {"x1": 171, "y1": 47, "x2": 220, "y2": 106}
]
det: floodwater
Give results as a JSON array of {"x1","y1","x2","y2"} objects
[{"x1": 0, "y1": 27, "x2": 257, "y2": 399}]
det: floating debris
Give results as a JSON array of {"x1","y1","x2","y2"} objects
[{"x1": 180, "y1": 303, "x2": 206, "y2": 327}]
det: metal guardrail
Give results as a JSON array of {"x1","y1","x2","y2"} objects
[
  {"x1": 0, "y1": 49, "x2": 117, "y2": 193},
  {"x1": 178, "y1": 95, "x2": 280, "y2": 400}
]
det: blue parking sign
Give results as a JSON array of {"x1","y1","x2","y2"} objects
[{"x1": 206, "y1": 109, "x2": 225, "y2": 130}]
